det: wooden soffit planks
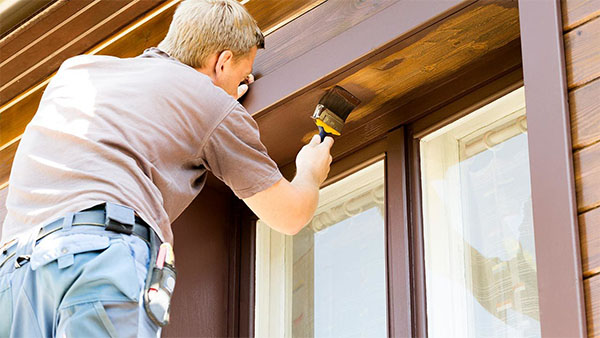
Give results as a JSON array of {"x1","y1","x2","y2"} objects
[
  {"x1": 0, "y1": 0, "x2": 167, "y2": 106},
  {"x1": 247, "y1": 0, "x2": 521, "y2": 167}
]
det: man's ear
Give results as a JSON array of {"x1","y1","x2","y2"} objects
[{"x1": 215, "y1": 50, "x2": 234, "y2": 74}]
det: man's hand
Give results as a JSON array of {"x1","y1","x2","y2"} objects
[
  {"x1": 243, "y1": 135, "x2": 334, "y2": 235},
  {"x1": 237, "y1": 74, "x2": 254, "y2": 99},
  {"x1": 295, "y1": 134, "x2": 334, "y2": 187}
]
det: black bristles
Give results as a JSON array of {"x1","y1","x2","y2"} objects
[{"x1": 318, "y1": 86, "x2": 361, "y2": 121}]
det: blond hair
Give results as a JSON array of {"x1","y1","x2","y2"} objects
[{"x1": 158, "y1": 0, "x2": 264, "y2": 68}]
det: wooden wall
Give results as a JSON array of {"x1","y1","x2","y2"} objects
[
  {"x1": 163, "y1": 184, "x2": 235, "y2": 337},
  {"x1": 561, "y1": 0, "x2": 600, "y2": 336}
]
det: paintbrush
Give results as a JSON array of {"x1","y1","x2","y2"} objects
[{"x1": 311, "y1": 86, "x2": 361, "y2": 142}]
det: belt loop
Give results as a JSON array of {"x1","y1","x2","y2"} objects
[
  {"x1": 62, "y1": 212, "x2": 75, "y2": 231},
  {"x1": 12, "y1": 227, "x2": 38, "y2": 270}
]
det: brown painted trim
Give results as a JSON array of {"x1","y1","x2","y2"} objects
[
  {"x1": 518, "y1": 0, "x2": 587, "y2": 336},
  {"x1": 412, "y1": 67, "x2": 523, "y2": 138},
  {"x1": 227, "y1": 196, "x2": 241, "y2": 337},
  {"x1": 406, "y1": 66, "x2": 525, "y2": 337},
  {"x1": 406, "y1": 128, "x2": 428, "y2": 337},
  {"x1": 384, "y1": 128, "x2": 413, "y2": 337},
  {"x1": 238, "y1": 203, "x2": 258, "y2": 338}
]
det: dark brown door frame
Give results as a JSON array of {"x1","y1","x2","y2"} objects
[{"x1": 518, "y1": 0, "x2": 587, "y2": 336}]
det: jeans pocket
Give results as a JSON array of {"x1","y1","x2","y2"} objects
[
  {"x1": 0, "y1": 280, "x2": 12, "y2": 337},
  {"x1": 30, "y1": 233, "x2": 110, "y2": 270}
]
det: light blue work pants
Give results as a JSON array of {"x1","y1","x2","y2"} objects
[{"x1": 0, "y1": 225, "x2": 161, "y2": 337}]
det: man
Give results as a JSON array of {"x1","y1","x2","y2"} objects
[{"x1": 0, "y1": 0, "x2": 333, "y2": 336}]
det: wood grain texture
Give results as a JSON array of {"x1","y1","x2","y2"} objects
[
  {"x1": 244, "y1": 0, "x2": 326, "y2": 34},
  {"x1": 580, "y1": 206, "x2": 600, "y2": 278},
  {"x1": 564, "y1": 17, "x2": 600, "y2": 89},
  {"x1": 337, "y1": 1, "x2": 519, "y2": 125},
  {"x1": 0, "y1": 188, "x2": 7, "y2": 234},
  {"x1": 0, "y1": 87, "x2": 44, "y2": 146},
  {"x1": 574, "y1": 141, "x2": 600, "y2": 213},
  {"x1": 252, "y1": 0, "x2": 397, "y2": 79},
  {"x1": 562, "y1": 0, "x2": 600, "y2": 31},
  {"x1": 584, "y1": 274, "x2": 600, "y2": 337},
  {"x1": 570, "y1": 77, "x2": 600, "y2": 150},
  {"x1": 0, "y1": 140, "x2": 19, "y2": 187},
  {"x1": 253, "y1": 1, "x2": 520, "y2": 167},
  {"x1": 0, "y1": 0, "x2": 87, "y2": 56},
  {"x1": 0, "y1": 0, "x2": 165, "y2": 106}
]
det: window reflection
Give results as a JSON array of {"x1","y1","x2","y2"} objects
[
  {"x1": 420, "y1": 88, "x2": 541, "y2": 338},
  {"x1": 255, "y1": 161, "x2": 387, "y2": 338}
]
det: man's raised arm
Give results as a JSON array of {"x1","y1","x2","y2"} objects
[{"x1": 243, "y1": 135, "x2": 333, "y2": 235}]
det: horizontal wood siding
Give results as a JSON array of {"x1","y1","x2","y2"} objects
[
  {"x1": 564, "y1": 16, "x2": 600, "y2": 89},
  {"x1": 562, "y1": 0, "x2": 600, "y2": 336},
  {"x1": 562, "y1": 0, "x2": 600, "y2": 31},
  {"x1": 570, "y1": 77, "x2": 600, "y2": 150}
]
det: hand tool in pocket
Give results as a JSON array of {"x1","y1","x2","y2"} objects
[{"x1": 144, "y1": 237, "x2": 176, "y2": 327}]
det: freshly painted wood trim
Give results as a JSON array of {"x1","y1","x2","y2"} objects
[
  {"x1": 519, "y1": 0, "x2": 587, "y2": 336},
  {"x1": 412, "y1": 68, "x2": 523, "y2": 139},
  {"x1": 238, "y1": 204, "x2": 258, "y2": 337},
  {"x1": 407, "y1": 130, "x2": 427, "y2": 337},
  {"x1": 561, "y1": 0, "x2": 600, "y2": 31},
  {"x1": 243, "y1": 0, "x2": 474, "y2": 116},
  {"x1": 251, "y1": 0, "x2": 397, "y2": 80},
  {"x1": 384, "y1": 128, "x2": 413, "y2": 337},
  {"x1": 564, "y1": 16, "x2": 600, "y2": 90},
  {"x1": 570, "y1": 77, "x2": 600, "y2": 150}
]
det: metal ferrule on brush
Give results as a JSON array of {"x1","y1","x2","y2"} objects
[{"x1": 312, "y1": 104, "x2": 344, "y2": 135}]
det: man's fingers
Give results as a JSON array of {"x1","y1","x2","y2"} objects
[
  {"x1": 237, "y1": 84, "x2": 249, "y2": 99},
  {"x1": 320, "y1": 136, "x2": 334, "y2": 149},
  {"x1": 310, "y1": 134, "x2": 321, "y2": 145}
]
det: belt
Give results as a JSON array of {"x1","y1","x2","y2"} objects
[{"x1": 0, "y1": 202, "x2": 155, "y2": 269}]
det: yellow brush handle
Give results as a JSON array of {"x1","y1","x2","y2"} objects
[{"x1": 315, "y1": 119, "x2": 341, "y2": 136}]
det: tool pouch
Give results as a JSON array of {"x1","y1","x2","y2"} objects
[{"x1": 143, "y1": 233, "x2": 176, "y2": 327}]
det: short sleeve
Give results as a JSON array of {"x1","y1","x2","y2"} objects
[{"x1": 200, "y1": 104, "x2": 283, "y2": 199}]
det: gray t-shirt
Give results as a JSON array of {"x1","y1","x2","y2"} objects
[{"x1": 1, "y1": 48, "x2": 282, "y2": 244}]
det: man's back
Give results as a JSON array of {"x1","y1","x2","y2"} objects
[{"x1": 2, "y1": 48, "x2": 240, "y2": 244}]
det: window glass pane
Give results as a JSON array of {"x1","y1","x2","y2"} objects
[
  {"x1": 420, "y1": 88, "x2": 541, "y2": 338},
  {"x1": 255, "y1": 160, "x2": 387, "y2": 338}
]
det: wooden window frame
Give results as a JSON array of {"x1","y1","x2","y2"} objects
[
  {"x1": 239, "y1": 0, "x2": 586, "y2": 337},
  {"x1": 406, "y1": 1, "x2": 586, "y2": 335}
]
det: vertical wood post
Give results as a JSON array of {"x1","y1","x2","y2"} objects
[{"x1": 518, "y1": 0, "x2": 587, "y2": 336}]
